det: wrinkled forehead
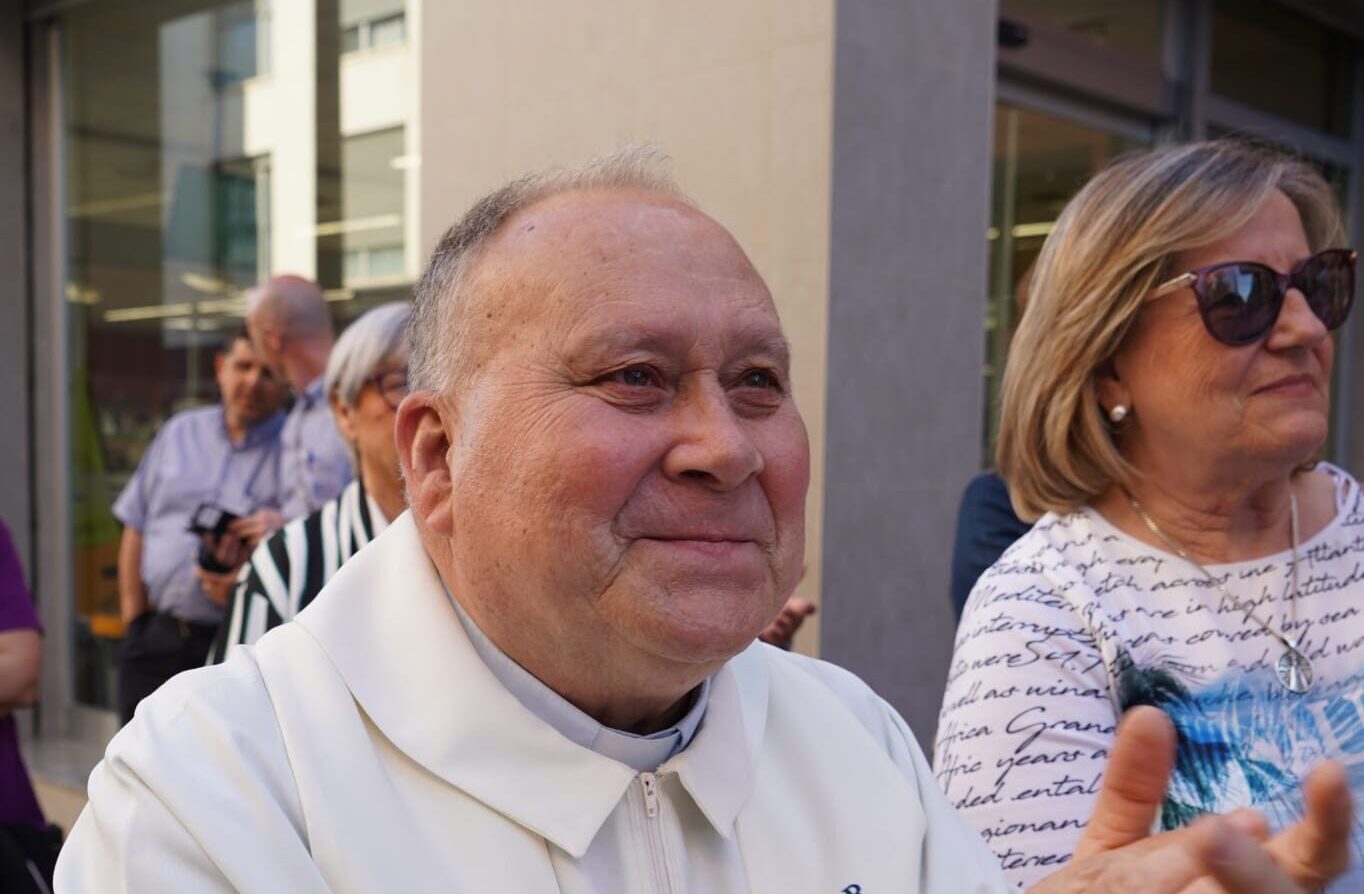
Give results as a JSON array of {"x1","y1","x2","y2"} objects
[{"x1": 466, "y1": 188, "x2": 784, "y2": 356}]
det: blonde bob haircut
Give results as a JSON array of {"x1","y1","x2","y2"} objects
[{"x1": 997, "y1": 139, "x2": 1347, "y2": 522}]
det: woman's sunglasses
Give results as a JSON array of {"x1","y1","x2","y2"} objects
[{"x1": 1150, "y1": 248, "x2": 1357, "y2": 347}]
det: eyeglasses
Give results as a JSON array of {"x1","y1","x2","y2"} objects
[
  {"x1": 1150, "y1": 248, "x2": 1357, "y2": 347},
  {"x1": 369, "y1": 369, "x2": 409, "y2": 410}
]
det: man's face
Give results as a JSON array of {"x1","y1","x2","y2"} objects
[
  {"x1": 216, "y1": 337, "x2": 286, "y2": 426},
  {"x1": 440, "y1": 190, "x2": 809, "y2": 672}
]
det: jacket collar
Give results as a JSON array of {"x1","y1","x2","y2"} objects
[
  {"x1": 296, "y1": 513, "x2": 770, "y2": 856},
  {"x1": 662, "y1": 637, "x2": 768, "y2": 839}
]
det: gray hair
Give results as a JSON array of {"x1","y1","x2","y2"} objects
[
  {"x1": 325, "y1": 302, "x2": 411, "y2": 409},
  {"x1": 408, "y1": 144, "x2": 687, "y2": 393}
]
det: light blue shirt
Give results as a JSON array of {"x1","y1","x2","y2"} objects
[
  {"x1": 113, "y1": 406, "x2": 285, "y2": 624},
  {"x1": 278, "y1": 376, "x2": 352, "y2": 521},
  {"x1": 447, "y1": 592, "x2": 710, "y2": 773}
]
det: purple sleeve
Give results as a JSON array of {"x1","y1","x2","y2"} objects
[{"x1": 0, "y1": 520, "x2": 39, "y2": 634}]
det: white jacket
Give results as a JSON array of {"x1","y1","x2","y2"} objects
[{"x1": 57, "y1": 514, "x2": 1009, "y2": 893}]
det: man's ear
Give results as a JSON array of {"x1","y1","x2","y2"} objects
[{"x1": 395, "y1": 391, "x2": 455, "y2": 535}]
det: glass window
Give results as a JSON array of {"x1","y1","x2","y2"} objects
[
  {"x1": 368, "y1": 245, "x2": 405, "y2": 279},
  {"x1": 60, "y1": 0, "x2": 412, "y2": 710},
  {"x1": 1000, "y1": 0, "x2": 1164, "y2": 60},
  {"x1": 1211, "y1": 0, "x2": 1354, "y2": 136},
  {"x1": 332, "y1": 127, "x2": 406, "y2": 287},
  {"x1": 984, "y1": 104, "x2": 1146, "y2": 456},
  {"x1": 369, "y1": 13, "x2": 405, "y2": 49},
  {"x1": 340, "y1": 24, "x2": 361, "y2": 54},
  {"x1": 215, "y1": 1, "x2": 263, "y2": 84}
]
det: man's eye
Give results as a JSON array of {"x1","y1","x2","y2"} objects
[
  {"x1": 738, "y1": 368, "x2": 782, "y2": 390},
  {"x1": 612, "y1": 366, "x2": 658, "y2": 388}
]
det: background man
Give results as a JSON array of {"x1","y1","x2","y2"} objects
[
  {"x1": 245, "y1": 274, "x2": 352, "y2": 520},
  {"x1": 112, "y1": 330, "x2": 287, "y2": 724},
  {"x1": 63, "y1": 152, "x2": 1350, "y2": 892}
]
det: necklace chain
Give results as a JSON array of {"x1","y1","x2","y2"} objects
[{"x1": 1123, "y1": 489, "x2": 1311, "y2": 693}]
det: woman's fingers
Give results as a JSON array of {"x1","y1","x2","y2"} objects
[
  {"x1": 1203, "y1": 813, "x2": 1318, "y2": 893},
  {"x1": 1224, "y1": 807, "x2": 1272, "y2": 841},
  {"x1": 1262, "y1": 760, "x2": 1353, "y2": 890},
  {"x1": 1031, "y1": 818, "x2": 1284, "y2": 894},
  {"x1": 1056, "y1": 713, "x2": 1348, "y2": 894},
  {"x1": 1073, "y1": 706, "x2": 1177, "y2": 860}
]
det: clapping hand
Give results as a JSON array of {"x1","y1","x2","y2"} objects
[{"x1": 1029, "y1": 706, "x2": 1352, "y2": 893}]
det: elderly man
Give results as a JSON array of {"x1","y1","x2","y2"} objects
[
  {"x1": 112, "y1": 330, "x2": 288, "y2": 724},
  {"x1": 245, "y1": 274, "x2": 352, "y2": 520},
  {"x1": 59, "y1": 152, "x2": 1350, "y2": 892}
]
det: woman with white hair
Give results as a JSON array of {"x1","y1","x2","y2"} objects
[
  {"x1": 209, "y1": 302, "x2": 410, "y2": 663},
  {"x1": 933, "y1": 141, "x2": 1360, "y2": 889}
]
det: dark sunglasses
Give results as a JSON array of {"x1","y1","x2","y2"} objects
[{"x1": 1150, "y1": 248, "x2": 1357, "y2": 346}]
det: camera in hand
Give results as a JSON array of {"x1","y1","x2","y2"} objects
[{"x1": 188, "y1": 503, "x2": 241, "y2": 573}]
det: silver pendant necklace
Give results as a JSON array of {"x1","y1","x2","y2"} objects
[{"x1": 1125, "y1": 490, "x2": 1311, "y2": 695}]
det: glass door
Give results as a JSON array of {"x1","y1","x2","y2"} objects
[{"x1": 984, "y1": 103, "x2": 1146, "y2": 457}]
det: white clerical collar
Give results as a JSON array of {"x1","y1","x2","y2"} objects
[{"x1": 445, "y1": 588, "x2": 710, "y2": 773}]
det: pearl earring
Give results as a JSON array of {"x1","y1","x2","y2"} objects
[{"x1": 1109, "y1": 404, "x2": 1129, "y2": 424}]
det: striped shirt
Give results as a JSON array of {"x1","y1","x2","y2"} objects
[{"x1": 208, "y1": 479, "x2": 387, "y2": 665}]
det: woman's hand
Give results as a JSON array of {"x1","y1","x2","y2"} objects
[{"x1": 1028, "y1": 706, "x2": 1352, "y2": 893}]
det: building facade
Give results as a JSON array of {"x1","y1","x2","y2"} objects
[{"x1": 2, "y1": 0, "x2": 1363, "y2": 778}]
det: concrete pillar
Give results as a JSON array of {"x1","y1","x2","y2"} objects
[{"x1": 821, "y1": 0, "x2": 997, "y2": 750}]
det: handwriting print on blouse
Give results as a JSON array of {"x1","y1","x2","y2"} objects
[
  {"x1": 936, "y1": 487, "x2": 1364, "y2": 882},
  {"x1": 1120, "y1": 522, "x2": 1364, "y2": 859}
]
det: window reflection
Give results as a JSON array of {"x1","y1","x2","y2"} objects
[
  {"x1": 1211, "y1": 0, "x2": 1354, "y2": 137},
  {"x1": 1000, "y1": 0, "x2": 1164, "y2": 60},
  {"x1": 338, "y1": 127, "x2": 406, "y2": 287},
  {"x1": 341, "y1": 3, "x2": 406, "y2": 56},
  {"x1": 984, "y1": 105, "x2": 1145, "y2": 456},
  {"x1": 62, "y1": 0, "x2": 413, "y2": 709}
]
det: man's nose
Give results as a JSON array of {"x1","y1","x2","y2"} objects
[
  {"x1": 1266, "y1": 287, "x2": 1328, "y2": 351},
  {"x1": 661, "y1": 378, "x2": 764, "y2": 491}
]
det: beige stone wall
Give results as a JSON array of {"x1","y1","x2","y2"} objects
[{"x1": 416, "y1": 0, "x2": 834, "y2": 654}]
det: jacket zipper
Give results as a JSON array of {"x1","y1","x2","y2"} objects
[{"x1": 638, "y1": 772, "x2": 674, "y2": 893}]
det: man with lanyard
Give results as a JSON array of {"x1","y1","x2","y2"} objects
[
  {"x1": 113, "y1": 330, "x2": 289, "y2": 724},
  {"x1": 245, "y1": 274, "x2": 352, "y2": 521}
]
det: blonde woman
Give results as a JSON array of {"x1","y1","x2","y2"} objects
[{"x1": 934, "y1": 141, "x2": 1362, "y2": 889}]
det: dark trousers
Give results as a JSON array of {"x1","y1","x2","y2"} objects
[{"x1": 117, "y1": 611, "x2": 218, "y2": 725}]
